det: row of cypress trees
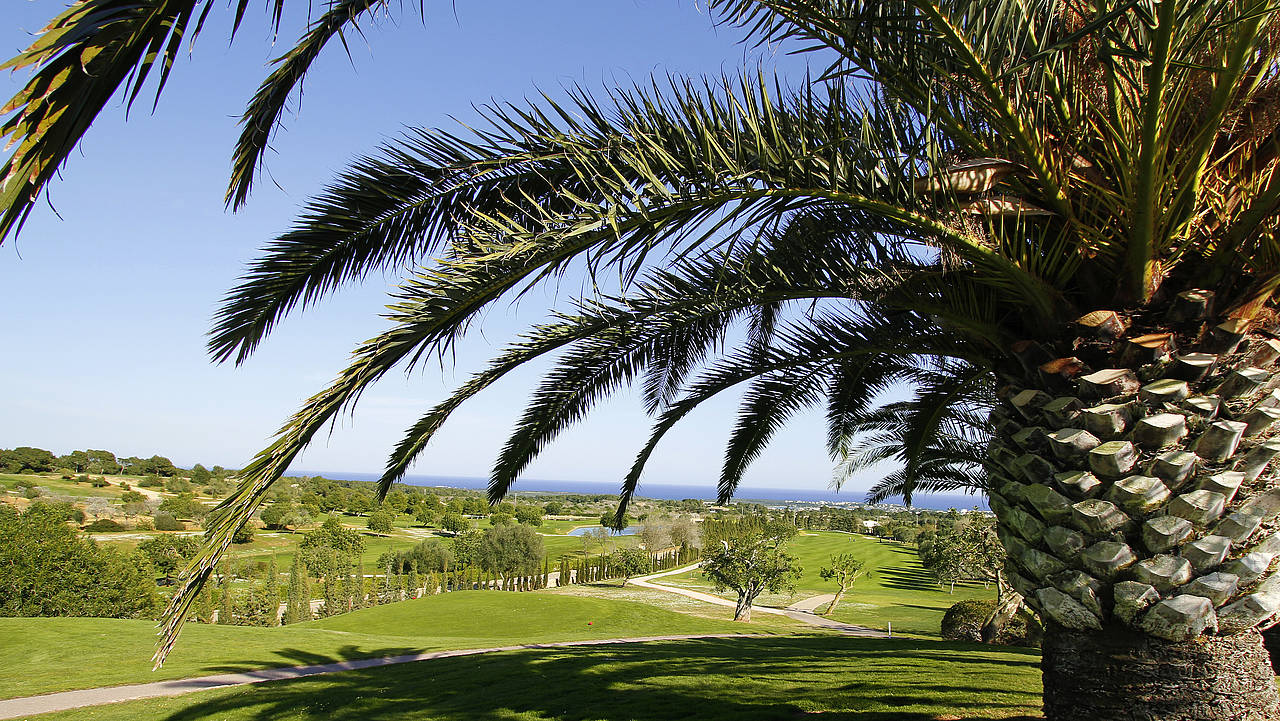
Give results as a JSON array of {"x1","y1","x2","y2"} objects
[{"x1": 186, "y1": 542, "x2": 703, "y2": 626}]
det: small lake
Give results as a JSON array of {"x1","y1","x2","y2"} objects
[{"x1": 565, "y1": 525, "x2": 640, "y2": 536}]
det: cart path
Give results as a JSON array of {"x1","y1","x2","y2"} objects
[
  {"x1": 630, "y1": 565, "x2": 887, "y2": 637},
  {"x1": 0, "y1": 633, "x2": 757, "y2": 720},
  {"x1": 787, "y1": 594, "x2": 836, "y2": 613}
]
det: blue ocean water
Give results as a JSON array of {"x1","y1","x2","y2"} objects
[{"x1": 294, "y1": 470, "x2": 988, "y2": 511}]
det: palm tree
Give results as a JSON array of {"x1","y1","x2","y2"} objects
[{"x1": 12, "y1": 0, "x2": 1280, "y2": 718}]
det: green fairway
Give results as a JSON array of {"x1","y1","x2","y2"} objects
[
  {"x1": 0, "y1": 591, "x2": 760, "y2": 700},
  {"x1": 0, "y1": 473, "x2": 124, "y2": 499},
  {"x1": 25, "y1": 635, "x2": 1042, "y2": 721},
  {"x1": 660, "y1": 531, "x2": 996, "y2": 637}
]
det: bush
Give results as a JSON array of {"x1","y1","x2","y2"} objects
[
  {"x1": 0, "y1": 504, "x2": 160, "y2": 619},
  {"x1": 153, "y1": 511, "x2": 185, "y2": 531},
  {"x1": 232, "y1": 522, "x2": 255, "y2": 544},
  {"x1": 90, "y1": 476, "x2": 109, "y2": 488},
  {"x1": 139, "y1": 475, "x2": 164, "y2": 488},
  {"x1": 940, "y1": 599, "x2": 1041, "y2": 647},
  {"x1": 367, "y1": 509, "x2": 395, "y2": 534},
  {"x1": 83, "y1": 519, "x2": 127, "y2": 532}
]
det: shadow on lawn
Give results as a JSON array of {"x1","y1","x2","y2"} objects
[
  {"x1": 875, "y1": 565, "x2": 941, "y2": 591},
  {"x1": 197, "y1": 644, "x2": 424, "y2": 676},
  {"x1": 164, "y1": 637, "x2": 1042, "y2": 721}
]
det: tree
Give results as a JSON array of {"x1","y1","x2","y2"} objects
[
  {"x1": 449, "y1": 529, "x2": 484, "y2": 568},
  {"x1": 284, "y1": 553, "x2": 312, "y2": 625},
  {"x1": 158, "y1": 493, "x2": 206, "y2": 520},
  {"x1": 477, "y1": 525, "x2": 545, "y2": 576},
  {"x1": 702, "y1": 527, "x2": 801, "y2": 622},
  {"x1": 609, "y1": 547, "x2": 651, "y2": 587},
  {"x1": 190, "y1": 465, "x2": 212, "y2": 486},
  {"x1": 260, "y1": 503, "x2": 296, "y2": 530},
  {"x1": 438, "y1": 513, "x2": 469, "y2": 535},
  {"x1": 0, "y1": 447, "x2": 55, "y2": 474},
  {"x1": 232, "y1": 522, "x2": 255, "y2": 545},
  {"x1": 55, "y1": 4, "x2": 1280, "y2": 715},
  {"x1": 152, "y1": 512, "x2": 184, "y2": 532},
  {"x1": 600, "y1": 511, "x2": 631, "y2": 533},
  {"x1": 413, "y1": 505, "x2": 437, "y2": 528},
  {"x1": 0, "y1": 504, "x2": 159, "y2": 618},
  {"x1": 366, "y1": 509, "x2": 395, "y2": 535},
  {"x1": 488, "y1": 512, "x2": 515, "y2": 527},
  {"x1": 85, "y1": 450, "x2": 121, "y2": 475},
  {"x1": 818, "y1": 554, "x2": 867, "y2": 616},
  {"x1": 138, "y1": 535, "x2": 202, "y2": 582},
  {"x1": 514, "y1": 505, "x2": 544, "y2": 527},
  {"x1": 638, "y1": 521, "x2": 670, "y2": 550},
  {"x1": 668, "y1": 517, "x2": 700, "y2": 550}
]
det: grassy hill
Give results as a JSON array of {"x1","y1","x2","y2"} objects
[
  {"x1": 659, "y1": 531, "x2": 996, "y2": 636},
  {"x1": 23, "y1": 634, "x2": 1042, "y2": 720},
  {"x1": 0, "y1": 592, "x2": 762, "y2": 700}
]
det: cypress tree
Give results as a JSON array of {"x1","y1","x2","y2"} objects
[
  {"x1": 219, "y1": 583, "x2": 233, "y2": 625},
  {"x1": 285, "y1": 553, "x2": 310, "y2": 624},
  {"x1": 265, "y1": 556, "x2": 281, "y2": 626},
  {"x1": 197, "y1": 581, "x2": 215, "y2": 623}
]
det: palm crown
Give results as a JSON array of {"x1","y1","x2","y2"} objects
[{"x1": 9, "y1": 0, "x2": 1280, "y2": 705}]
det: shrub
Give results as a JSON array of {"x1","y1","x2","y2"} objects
[
  {"x1": 153, "y1": 511, "x2": 185, "y2": 531},
  {"x1": 83, "y1": 519, "x2": 127, "y2": 532},
  {"x1": 232, "y1": 522, "x2": 255, "y2": 544},
  {"x1": 367, "y1": 509, "x2": 395, "y2": 534},
  {"x1": 139, "y1": 535, "x2": 202, "y2": 578},
  {"x1": 0, "y1": 504, "x2": 160, "y2": 619},
  {"x1": 164, "y1": 477, "x2": 193, "y2": 494},
  {"x1": 940, "y1": 599, "x2": 1042, "y2": 647},
  {"x1": 90, "y1": 476, "x2": 109, "y2": 488}
]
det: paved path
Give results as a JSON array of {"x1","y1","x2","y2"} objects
[
  {"x1": 787, "y1": 594, "x2": 836, "y2": 613},
  {"x1": 630, "y1": 565, "x2": 887, "y2": 637},
  {"x1": 0, "y1": 634, "x2": 757, "y2": 720}
]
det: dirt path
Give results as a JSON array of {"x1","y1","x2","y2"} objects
[
  {"x1": 0, "y1": 634, "x2": 757, "y2": 720},
  {"x1": 630, "y1": 565, "x2": 887, "y2": 637}
]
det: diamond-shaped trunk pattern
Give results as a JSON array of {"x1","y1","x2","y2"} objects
[{"x1": 989, "y1": 293, "x2": 1280, "y2": 718}]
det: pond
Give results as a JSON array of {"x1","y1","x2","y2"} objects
[{"x1": 565, "y1": 525, "x2": 640, "y2": 536}]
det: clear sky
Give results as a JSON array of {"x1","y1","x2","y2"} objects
[{"x1": 0, "y1": 0, "x2": 902, "y2": 496}]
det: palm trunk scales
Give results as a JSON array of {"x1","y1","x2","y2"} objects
[{"x1": 989, "y1": 291, "x2": 1280, "y2": 720}]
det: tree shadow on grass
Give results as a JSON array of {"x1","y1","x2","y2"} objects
[
  {"x1": 197, "y1": 644, "x2": 425, "y2": 676},
  {"x1": 875, "y1": 566, "x2": 941, "y2": 591},
  {"x1": 163, "y1": 636, "x2": 1042, "y2": 721}
]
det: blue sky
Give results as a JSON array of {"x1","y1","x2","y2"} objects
[{"x1": 0, "y1": 1, "x2": 901, "y2": 496}]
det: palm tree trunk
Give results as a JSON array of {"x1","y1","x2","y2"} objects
[
  {"x1": 1042, "y1": 626, "x2": 1277, "y2": 720},
  {"x1": 988, "y1": 292, "x2": 1280, "y2": 719}
]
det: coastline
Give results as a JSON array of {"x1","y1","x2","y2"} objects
[{"x1": 288, "y1": 470, "x2": 989, "y2": 512}]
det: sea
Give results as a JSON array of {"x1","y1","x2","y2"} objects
[{"x1": 294, "y1": 470, "x2": 989, "y2": 512}]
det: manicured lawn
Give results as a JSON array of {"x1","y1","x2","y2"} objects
[
  {"x1": 0, "y1": 591, "x2": 759, "y2": 700},
  {"x1": 660, "y1": 531, "x2": 996, "y2": 637},
  {"x1": 26, "y1": 635, "x2": 1043, "y2": 720},
  {"x1": 542, "y1": 530, "x2": 640, "y2": 561}
]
